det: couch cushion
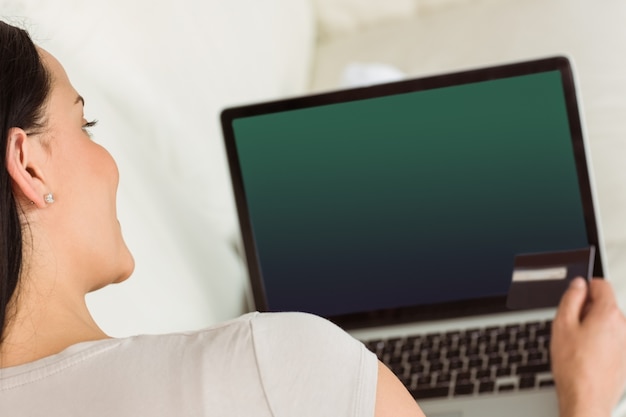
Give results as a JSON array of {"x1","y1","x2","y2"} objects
[
  {"x1": 313, "y1": 0, "x2": 417, "y2": 39},
  {"x1": 1, "y1": 0, "x2": 316, "y2": 335}
]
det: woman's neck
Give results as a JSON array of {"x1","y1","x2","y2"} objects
[{"x1": 0, "y1": 281, "x2": 109, "y2": 368}]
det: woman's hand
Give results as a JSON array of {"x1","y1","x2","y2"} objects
[{"x1": 551, "y1": 277, "x2": 626, "y2": 417}]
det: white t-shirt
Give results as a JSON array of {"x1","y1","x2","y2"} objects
[{"x1": 0, "y1": 312, "x2": 378, "y2": 416}]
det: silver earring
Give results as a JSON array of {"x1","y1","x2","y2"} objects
[{"x1": 44, "y1": 193, "x2": 55, "y2": 204}]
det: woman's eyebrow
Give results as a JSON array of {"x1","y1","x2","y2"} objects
[{"x1": 75, "y1": 95, "x2": 85, "y2": 106}]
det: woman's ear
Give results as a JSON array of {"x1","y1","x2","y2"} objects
[{"x1": 5, "y1": 127, "x2": 47, "y2": 208}]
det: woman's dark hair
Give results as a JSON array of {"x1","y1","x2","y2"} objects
[{"x1": 0, "y1": 21, "x2": 51, "y2": 342}]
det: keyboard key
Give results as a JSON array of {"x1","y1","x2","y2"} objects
[
  {"x1": 420, "y1": 339, "x2": 434, "y2": 349},
  {"x1": 426, "y1": 351, "x2": 442, "y2": 361},
  {"x1": 411, "y1": 385, "x2": 450, "y2": 400},
  {"x1": 527, "y1": 350, "x2": 544, "y2": 363},
  {"x1": 519, "y1": 375, "x2": 536, "y2": 389},
  {"x1": 456, "y1": 371, "x2": 472, "y2": 383},
  {"x1": 496, "y1": 366, "x2": 512, "y2": 377},
  {"x1": 448, "y1": 358, "x2": 465, "y2": 371},
  {"x1": 387, "y1": 354, "x2": 404, "y2": 365},
  {"x1": 475, "y1": 369, "x2": 492, "y2": 380},
  {"x1": 507, "y1": 352, "x2": 523, "y2": 364},
  {"x1": 446, "y1": 348, "x2": 461, "y2": 359},
  {"x1": 503, "y1": 341, "x2": 519, "y2": 351},
  {"x1": 525, "y1": 340, "x2": 540, "y2": 350},
  {"x1": 539, "y1": 379, "x2": 555, "y2": 388},
  {"x1": 409, "y1": 361, "x2": 425, "y2": 374},
  {"x1": 515, "y1": 330, "x2": 530, "y2": 341},
  {"x1": 535, "y1": 327, "x2": 552, "y2": 338},
  {"x1": 416, "y1": 374, "x2": 432, "y2": 386},
  {"x1": 495, "y1": 332, "x2": 509, "y2": 342},
  {"x1": 441, "y1": 338, "x2": 457, "y2": 349},
  {"x1": 487, "y1": 354, "x2": 503, "y2": 366},
  {"x1": 516, "y1": 363, "x2": 551, "y2": 375},
  {"x1": 479, "y1": 381, "x2": 495, "y2": 393},
  {"x1": 388, "y1": 337, "x2": 403, "y2": 347},
  {"x1": 435, "y1": 373, "x2": 452, "y2": 384},
  {"x1": 454, "y1": 382, "x2": 475, "y2": 396},
  {"x1": 498, "y1": 383, "x2": 516, "y2": 392},
  {"x1": 484, "y1": 343, "x2": 500, "y2": 355},
  {"x1": 382, "y1": 343, "x2": 395, "y2": 355},
  {"x1": 465, "y1": 345, "x2": 480, "y2": 357},
  {"x1": 429, "y1": 361, "x2": 445, "y2": 373},
  {"x1": 400, "y1": 342, "x2": 414, "y2": 353},
  {"x1": 467, "y1": 356, "x2": 483, "y2": 369}
]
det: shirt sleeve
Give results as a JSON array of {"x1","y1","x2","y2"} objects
[{"x1": 249, "y1": 312, "x2": 378, "y2": 417}]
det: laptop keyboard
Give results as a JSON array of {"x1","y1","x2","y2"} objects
[{"x1": 363, "y1": 319, "x2": 554, "y2": 400}]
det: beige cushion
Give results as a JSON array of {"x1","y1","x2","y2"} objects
[{"x1": 313, "y1": 0, "x2": 417, "y2": 39}]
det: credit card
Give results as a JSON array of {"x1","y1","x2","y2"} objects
[{"x1": 506, "y1": 246, "x2": 595, "y2": 310}]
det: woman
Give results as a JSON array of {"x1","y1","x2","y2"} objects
[{"x1": 0, "y1": 20, "x2": 625, "y2": 416}]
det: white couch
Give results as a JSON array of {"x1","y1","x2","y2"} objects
[{"x1": 2, "y1": 0, "x2": 626, "y2": 339}]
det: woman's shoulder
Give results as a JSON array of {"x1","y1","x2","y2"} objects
[
  {"x1": 152, "y1": 311, "x2": 370, "y2": 374},
  {"x1": 245, "y1": 311, "x2": 371, "y2": 369},
  {"x1": 139, "y1": 311, "x2": 361, "y2": 356},
  {"x1": 243, "y1": 312, "x2": 378, "y2": 416},
  {"x1": 247, "y1": 311, "x2": 359, "y2": 346},
  {"x1": 129, "y1": 311, "x2": 342, "y2": 341},
  {"x1": 247, "y1": 310, "x2": 342, "y2": 330},
  {"x1": 1, "y1": 312, "x2": 365, "y2": 384},
  {"x1": 2, "y1": 312, "x2": 378, "y2": 417},
  {"x1": 3, "y1": 312, "x2": 360, "y2": 372},
  {"x1": 147, "y1": 311, "x2": 354, "y2": 344}
]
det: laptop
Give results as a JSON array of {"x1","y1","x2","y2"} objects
[{"x1": 220, "y1": 56, "x2": 604, "y2": 417}]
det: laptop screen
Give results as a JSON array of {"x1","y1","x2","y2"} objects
[{"x1": 221, "y1": 57, "x2": 603, "y2": 328}]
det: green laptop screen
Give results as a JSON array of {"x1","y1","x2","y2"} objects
[{"x1": 231, "y1": 70, "x2": 589, "y2": 317}]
